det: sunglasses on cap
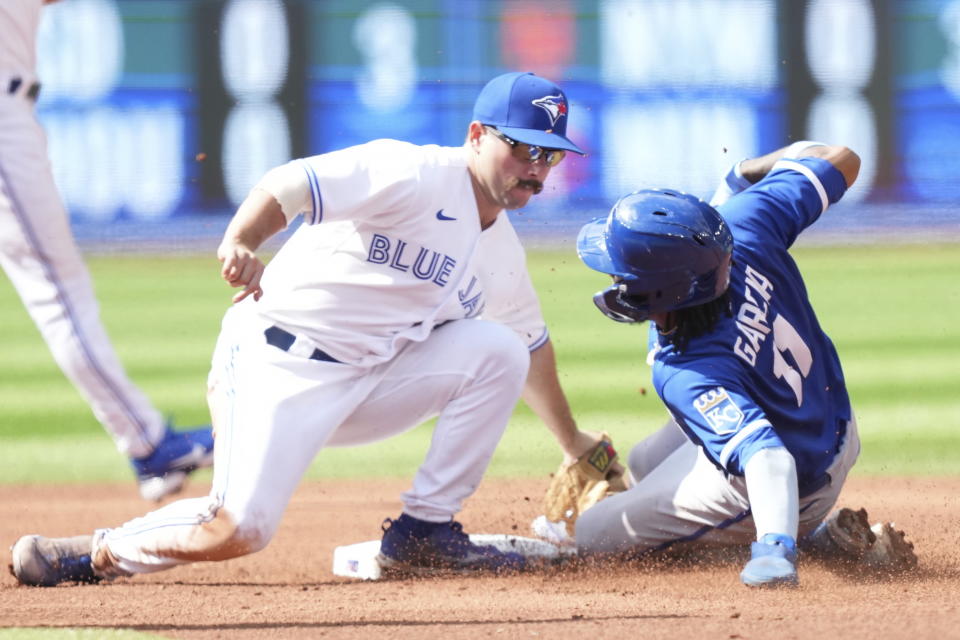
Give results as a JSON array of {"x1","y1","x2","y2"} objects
[{"x1": 486, "y1": 127, "x2": 566, "y2": 168}]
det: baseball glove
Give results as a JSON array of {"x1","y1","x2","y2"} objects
[{"x1": 544, "y1": 432, "x2": 628, "y2": 537}]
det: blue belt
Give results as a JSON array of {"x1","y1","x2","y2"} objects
[
  {"x1": 7, "y1": 77, "x2": 41, "y2": 101},
  {"x1": 264, "y1": 326, "x2": 342, "y2": 363}
]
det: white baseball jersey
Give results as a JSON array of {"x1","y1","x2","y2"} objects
[{"x1": 249, "y1": 138, "x2": 548, "y2": 366}]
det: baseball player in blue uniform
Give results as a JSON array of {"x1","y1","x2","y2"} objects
[
  {"x1": 0, "y1": 0, "x2": 213, "y2": 501},
  {"x1": 10, "y1": 71, "x2": 604, "y2": 586},
  {"x1": 571, "y1": 141, "x2": 914, "y2": 587}
]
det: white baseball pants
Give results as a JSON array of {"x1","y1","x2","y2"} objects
[
  {"x1": 95, "y1": 310, "x2": 529, "y2": 576},
  {"x1": 0, "y1": 90, "x2": 165, "y2": 457},
  {"x1": 575, "y1": 416, "x2": 860, "y2": 554}
]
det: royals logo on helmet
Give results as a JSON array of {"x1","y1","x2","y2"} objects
[{"x1": 531, "y1": 95, "x2": 567, "y2": 127}]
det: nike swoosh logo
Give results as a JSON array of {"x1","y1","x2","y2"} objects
[{"x1": 436, "y1": 209, "x2": 456, "y2": 221}]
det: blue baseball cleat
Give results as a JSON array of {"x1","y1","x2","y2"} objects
[
  {"x1": 9, "y1": 534, "x2": 101, "y2": 587},
  {"x1": 378, "y1": 513, "x2": 526, "y2": 574},
  {"x1": 740, "y1": 533, "x2": 799, "y2": 588},
  {"x1": 131, "y1": 425, "x2": 214, "y2": 501}
]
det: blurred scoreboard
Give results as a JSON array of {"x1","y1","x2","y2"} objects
[{"x1": 35, "y1": 0, "x2": 960, "y2": 225}]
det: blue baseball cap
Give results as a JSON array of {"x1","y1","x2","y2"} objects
[{"x1": 473, "y1": 72, "x2": 585, "y2": 155}]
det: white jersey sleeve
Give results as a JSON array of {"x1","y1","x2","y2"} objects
[
  {"x1": 253, "y1": 139, "x2": 422, "y2": 226},
  {"x1": 474, "y1": 214, "x2": 549, "y2": 350}
]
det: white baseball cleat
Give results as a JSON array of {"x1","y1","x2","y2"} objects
[{"x1": 9, "y1": 535, "x2": 101, "y2": 587}]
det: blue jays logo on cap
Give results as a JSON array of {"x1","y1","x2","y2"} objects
[
  {"x1": 531, "y1": 95, "x2": 568, "y2": 128},
  {"x1": 472, "y1": 71, "x2": 585, "y2": 155}
]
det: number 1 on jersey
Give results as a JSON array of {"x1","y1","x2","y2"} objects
[{"x1": 771, "y1": 314, "x2": 813, "y2": 406}]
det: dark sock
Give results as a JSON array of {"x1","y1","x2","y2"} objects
[{"x1": 396, "y1": 513, "x2": 448, "y2": 536}]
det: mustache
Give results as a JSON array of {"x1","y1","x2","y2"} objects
[{"x1": 518, "y1": 179, "x2": 543, "y2": 194}]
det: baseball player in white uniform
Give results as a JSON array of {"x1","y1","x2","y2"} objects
[
  {"x1": 11, "y1": 71, "x2": 601, "y2": 585},
  {"x1": 0, "y1": 0, "x2": 213, "y2": 501}
]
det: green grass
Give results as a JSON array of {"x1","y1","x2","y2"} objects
[{"x1": 0, "y1": 244, "x2": 957, "y2": 484}]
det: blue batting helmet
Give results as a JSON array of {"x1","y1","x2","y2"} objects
[{"x1": 577, "y1": 189, "x2": 734, "y2": 323}]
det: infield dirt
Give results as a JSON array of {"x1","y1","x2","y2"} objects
[{"x1": 2, "y1": 476, "x2": 957, "y2": 639}]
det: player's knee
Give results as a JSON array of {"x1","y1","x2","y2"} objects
[
  {"x1": 469, "y1": 321, "x2": 530, "y2": 382},
  {"x1": 188, "y1": 509, "x2": 275, "y2": 561},
  {"x1": 626, "y1": 420, "x2": 687, "y2": 484},
  {"x1": 226, "y1": 511, "x2": 277, "y2": 557},
  {"x1": 626, "y1": 443, "x2": 647, "y2": 484},
  {"x1": 627, "y1": 441, "x2": 660, "y2": 485},
  {"x1": 433, "y1": 320, "x2": 529, "y2": 395}
]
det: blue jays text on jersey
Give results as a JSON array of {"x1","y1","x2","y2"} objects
[
  {"x1": 366, "y1": 232, "x2": 457, "y2": 287},
  {"x1": 366, "y1": 233, "x2": 486, "y2": 318},
  {"x1": 457, "y1": 276, "x2": 485, "y2": 318}
]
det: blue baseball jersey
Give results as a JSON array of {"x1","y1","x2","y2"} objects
[{"x1": 650, "y1": 157, "x2": 850, "y2": 493}]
